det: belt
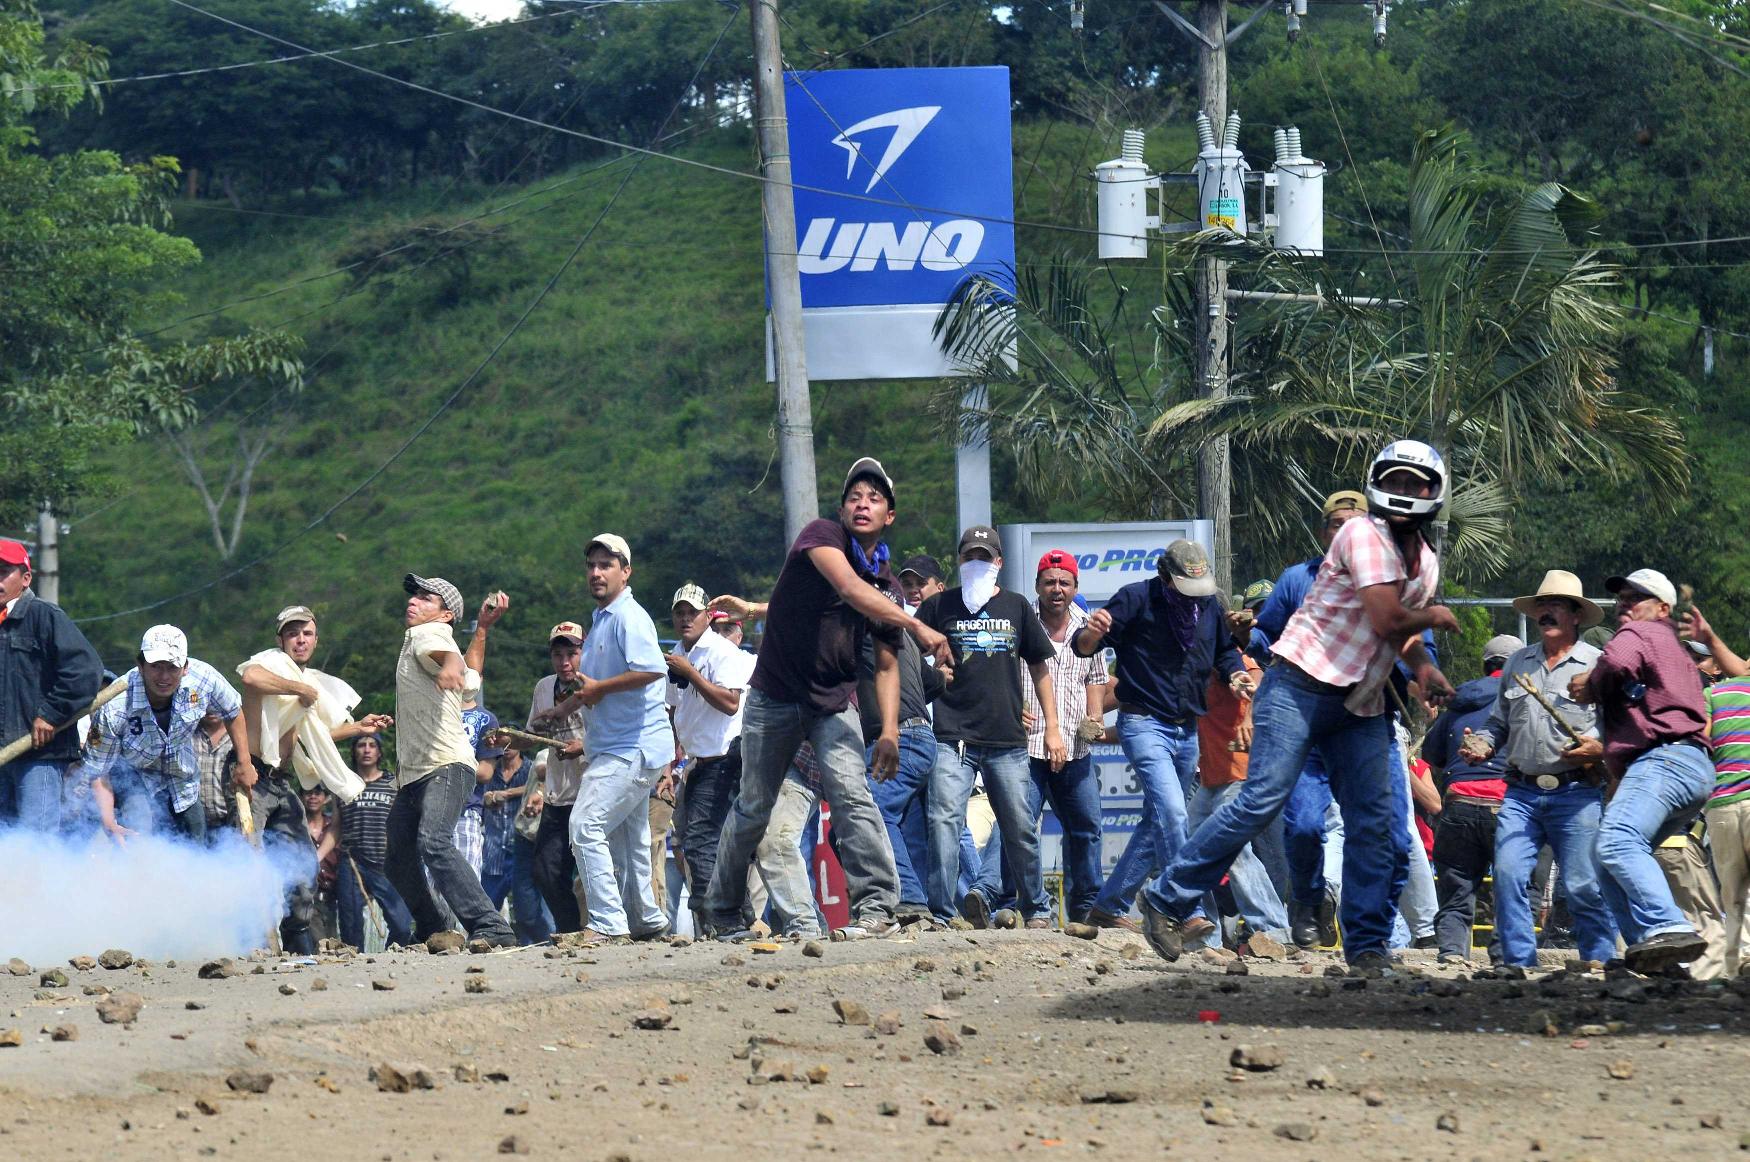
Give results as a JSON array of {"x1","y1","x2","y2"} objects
[
  {"x1": 248, "y1": 756, "x2": 293, "y2": 780},
  {"x1": 899, "y1": 717, "x2": 931, "y2": 731},
  {"x1": 1117, "y1": 704, "x2": 1193, "y2": 728},
  {"x1": 1445, "y1": 793, "x2": 1503, "y2": 812},
  {"x1": 1507, "y1": 767, "x2": 1591, "y2": 791}
]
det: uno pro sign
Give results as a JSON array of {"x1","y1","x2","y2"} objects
[
  {"x1": 996, "y1": 521, "x2": 1217, "y2": 604},
  {"x1": 767, "y1": 67, "x2": 1016, "y2": 382}
]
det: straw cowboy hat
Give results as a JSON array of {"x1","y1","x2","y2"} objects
[{"x1": 1512, "y1": 569, "x2": 1604, "y2": 629}]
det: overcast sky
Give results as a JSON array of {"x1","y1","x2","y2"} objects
[{"x1": 440, "y1": 0, "x2": 525, "y2": 24}]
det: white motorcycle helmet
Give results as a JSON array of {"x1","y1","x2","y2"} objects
[{"x1": 1364, "y1": 439, "x2": 1447, "y2": 521}]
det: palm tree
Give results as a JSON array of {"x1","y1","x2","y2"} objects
[{"x1": 935, "y1": 126, "x2": 1687, "y2": 580}]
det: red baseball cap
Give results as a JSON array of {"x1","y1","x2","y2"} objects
[
  {"x1": 1036, "y1": 549, "x2": 1079, "y2": 579},
  {"x1": 0, "y1": 540, "x2": 28, "y2": 568}
]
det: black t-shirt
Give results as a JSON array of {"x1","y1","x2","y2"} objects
[
  {"x1": 340, "y1": 774, "x2": 398, "y2": 866},
  {"x1": 750, "y1": 518, "x2": 902, "y2": 715},
  {"x1": 915, "y1": 587, "x2": 1053, "y2": 747}
]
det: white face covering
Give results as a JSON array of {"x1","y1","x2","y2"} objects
[{"x1": 960, "y1": 559, "x2": 999, "y2": 611}]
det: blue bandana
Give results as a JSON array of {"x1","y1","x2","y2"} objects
[{"x1": 850, "y1": 537, "x2": 890, "y2": 580}]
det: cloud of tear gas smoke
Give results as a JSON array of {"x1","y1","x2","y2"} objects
[{"x1": 0, "y1": 827, "x2": 304, "y2": 963}]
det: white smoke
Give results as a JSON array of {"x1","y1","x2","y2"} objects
[{"x1": 0, "y1": 827, "x2": 301, "y2": 963}]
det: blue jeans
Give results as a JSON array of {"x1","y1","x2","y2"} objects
[
  {"x1": 928, "y1": 743, "x2": 1047, "y2": 921},
  {"x1": 867, "y1": 725, "x2": 936, "y2": 908},
  {"x1": 481, "y1": 834, "x2": 554, "y2": 944},
  {"x1": 337, "y1": 854, "x2": 416, "y2": 950},
  {"x1": 106, "y1": 762, "x2": 205, "y2": 841},
  {"x1": 1092, "y1": 714, "x2": 1200, "y2": 917},
  {"x1": 1282, "y1": 751, "x2": 1333, "y2": 906},
  {"x1": 1187, "y1": 781, "x2": 1290, "y2": 941},
  {"x1": 1494, "y1": 781, "x2": 1617, "y2": 966},
  {"x1": 1031, "y1": 755, "x2": 1103, "y2": 920},
  {"x1": 1143, "y1": 666, "x2": 1406, "y2": 962},
  {"x1": 0, "y1": 757, "x2": 63, "y2": 832},
  {"x1": 1596, "y1": 742, "x2": 1715, "y2": 945},
  {"x1": 706, "y1": 691, "x2": 897, "y2": 930}
]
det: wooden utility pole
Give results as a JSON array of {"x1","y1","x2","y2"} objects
[
  {"x1": 1195, "y1": 0, "x2": 1232, "y2": 597},
  {"x1": 749, "y1": 0, "x2": 819, "y2": 544},
  {"x1": 35, "y1": 504, "x2": 59, "y2": 605}
]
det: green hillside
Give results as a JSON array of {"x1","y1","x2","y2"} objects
[{"x1": 60, "y1": 121, "x2": 1198, "y2": 706}]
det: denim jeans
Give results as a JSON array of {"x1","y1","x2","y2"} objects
[
  {"x1": 337, "y1": 854, "x2": 415, "y2": 950},
  {"x1": 1186, "y1": 780, "x2": 1290, "y2": 942},
  {"x1": 1282, "y1": 751, "x2": 1334, "y2": 906},
  {"x1": 531, "y1": 803, "x2": 581, "y2": 933},
  {"x1": 248, "y1": 768, "x2": 317, "y2": 953},
  {"x1": 1031, "y1": 755, "x2": 1104, "y2": 921},
  {"x1": 706, "y1": 691, "x2": 897, "y2": 930},
  {"x1": 1596, "y1": 742, "x2": 1715, "y2": 945},
  {"x1": 928, "y1": 742, "x2": 1047, "y2": 921},
  {"x1": 0, "y1": 757, "x2": 63, "y2": 832},
  {"x1": 106, "y1": 762, "x2": 206, "y2": 842},
  {"x1": 386, "y1": 762, "x2": 517, "y2": 943},
  {"x1": 678, "y1": 748, "x2": 742, "y2": 916},
  {"x1": 1143, "y1": 666, "x2": 1406, "y2": 962},
  {"x1": 1431, "y1": 798, "x2": 1500, "y2": 961},
  {"x1": 569, "y1": 753, "x2": 665, "y2": 937},
  {"x1": 1494, "y1": 782, "x2": 1617, "y2": 965},
  {"x1": 867, "y1": 725, "x2": 936, "y2": 908},
  {"x1": 1093, "y1": 714, "x2": 1200, "y2": 918},
  {"x1": 481, "y1": 834, "x2": 554, "y2": 945},
  {"x1": 755, "y1": 770, "x2": 823, "y2": 937},
  {"x1": 1392, "y1": 742, "x2": 1436, "y2": 942}
]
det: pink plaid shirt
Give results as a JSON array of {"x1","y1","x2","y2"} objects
[{"x1": 1272, "y1": 514, "x2": 1438, "y2": 717}]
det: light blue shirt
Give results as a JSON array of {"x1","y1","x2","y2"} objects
[
  {"x1": 85, "y1": 659, "x2": 243, "y2": 814},
  {"x1": 581, "y1": 588, "x2": 674, "y2": 768}
]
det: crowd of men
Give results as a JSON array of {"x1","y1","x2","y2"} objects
[{"x1": 2, "y1": 441, "x2": 1748, "y2": 979}]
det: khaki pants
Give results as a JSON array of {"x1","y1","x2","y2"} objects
[
  {"x1": 648, "y1": 795, "x2": 674, "y2": 919},
  {"x1": 1654, "y1": 836, "x2": 1726, "y2": 980},
  {"x1": 1707, "y1": 800, "x2": 1750, "y2": 976}
]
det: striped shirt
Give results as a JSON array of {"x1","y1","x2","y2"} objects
[
  {"x1": 1705, "y1": 680, "x2": 1750, "y2": 807},
  {"x1": 1023, "y1": 602, "x2": 1107, "y2": 761},
  {"x1": 85, "y1": 659, "x2": 244, "y2": 814},
  {"x1": 1272, "y1": 514, "x2": 1438, "y2": 717}
]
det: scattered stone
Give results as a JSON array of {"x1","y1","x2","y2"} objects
[
  {"x1": 426, "y1": 932, "x2": 465, "y2": 954},
  {"x1": 721, "y1": 954, "x2": 745, "y2": 967},
  {"x1": 278, "y1": 983, "x2": 298, "y2": 996},
  {"x1": 913, "y1": 958, "x2": 937, "y2": 973},
  {"x1": 226, "y1": 1069, "x2": 274, "y2": 1095},
  {"x1": 314, "y1": 1075, "x2": 341, "y2": 1094},
  {"x1": 1436, "y1": 1112, "x2": 1460, "y2": 1134},
  {"x1": 1080, "y1": 1089, "x2": 1139, "y2": 1104},
  {"x1": 68, "y1": 955, "x2": 96, "y2": 972},
  {"x1": 1229, "y1": 1044, "x2": 1284, "y2": 1072},
  {"x1": 1199, "y1": 947, "x2": 1236, "y2": 965},
  {"x1": 833, "y1": 999, "x2": 871, "y2": 1026},
  {"x1": 1064, "y1": 922, "x2": 1100, "y2": 940},
  {"x1": 941, "y1": 984, "x2": 965, "y2": 1000},
  {"x1": 1275, "y1": 1123, "x2": 1318, "y2": 1142},
  {"x1": 878, "y1": 1101, "x2": 900, "y2": 1117},
  {"x1": 923, "y1": 1021, "x2": 962, "y2": 1056},
  {"x1": 185, "y1": 1001, "x2": 205, "y2": 1011},
  {"x1": 97, "y1": 949, "x2": 133, "y2": 970},
  {"x1": 749, "y1": 942, "x2": 782, "y2": 955},
  {"x1": 1224, "y1": 960, "x2": 1250, "y2": 977},
  {"x1": 1360, "y1": 1089, "x2": 1386, "y2": 1107},
  {"x1": 1700, "y1": 1113, "x2": 1724, "y2": 1130},
  {"x1": 1247, "y1": 933, "x2": 1288, "y2": 961},
  {"x1": 310, "y1": 978, "x2": 328, "y2": 992},
  {"x1": 873, "y1": 1011, "x2": 903, "y2": 1036},
  {"x1": 1119, "y1": 944, "x2": 1143, "y2": 961},
  {"x1": 1200, "y1": 1102, "x2": 1236, "y2": 1127},
  {"x1": 806, "y1": 1065, "x2": 831, "y2": 1085},
  {"x1": 48, "y1": 1024, "x2": 78, "y2": 1042},
  {"x1": 960, "y1": 1023, "x2": 978, "y2": 1037},
  {"x1": 371, "y1": 979, "x2": 397, "y2": 992},
  {"x1": 1305, "y1": 1068, "x2": 1336, "y2": 1090},
  {"x1": 668, "y1": 934, "x2": 693, "y2": 948},
  {"x1": 632, "y1": 1009, "x2": 673, "y2": 1031},
  {"x1": 497, "y1": 1134, "x2": 530, "y2": 1155},
  {"x1": 455, "y1": 1064, "x2": 481, "y2": 1084},
  {"x1": 465, "y1": 977, "x2": 492, "y2": 994},
  {"x1": 0, "y1": 1029, "x2": 22, "y2": 1048},
  {"x1": 194, "y1": 1097, "x2": 222, "y2": 1116},
  {"x1": 38, "y1": 969, "x2": 67, "y2": 988},
  {"x1": 96, "y1": 991, "x2": 144, "y2": 1025},
  {"x1": 1607, "y1": 1059, "x2": 1635, "y2": 1081},
  {"x1": 504, "y1": 1101, "x2": 529, "y2": 1116},
  {"x1": 815, "y1": 1110, "x2": 834, "y2": 1126},
  {"x1": 5, "y1": 957, "x2": 31, "y2": 976},
  {"x1": 1429, "y1": 980, "x2": 1462, "y2": 998},
  {"x1": 1525, "y1": 1010, "x2": 1560, "y2": 1037},
  {"x1": 372, "y1": 1062, "x2": 437, "y2": 1093},
  {"x1": 468, "y1": 938, "x2": 493, "y2": 954},
  {"x1": 736, "y1": 1095, "x2": 761, "y2": 1111},
  {"x1": 925, "y1": 1106, "x2": 953, "y2": 1127},
  {"x1": 802, "y1": 941, "x2": 826, "y2": 959}
]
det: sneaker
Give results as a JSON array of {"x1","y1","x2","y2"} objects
[
  {"x1": 714, "y1": 927, "x2": 758, "y2": 943},
  {"x1": 1024, "y1": 917, "x2": 1052, "y2": 930},
  {"x1": 1624, "y1": 930, "x2": 1709, "y2": 975},
  {"x1": 991, "y1": 908, "x2": 1020, "y2": 930},
  {"x1": 1316, "y1": 889, "x2": 1340, "y2": 948},
  {"x1": 475, "y1": 930, "x2": 521, "y2": 950},
  {"x1": 1288, "y1": 902, "x2": 1319, "y2": 950},
  {"x1": 1347, "y1": 950, "x2": 1397, "y2": 978},
  {"x1": 629, "y1": 926, "x2": 670, "y2": 942},
  {"x1": 830, "y1": 918, "x2": 899, "y2": 942},
  {"x1": 1136, "y1": 894, "x2": 1184, "y2": 962},
  {"x1": 1085, "y1": 908, "x2": 1142, "y2": 935},
  {"x1": 960, "y1": 891, "x2": 991, "y2": 930},
  {"x1": 1411, "y1": 934, "x2": 1439, "y2": 950}
]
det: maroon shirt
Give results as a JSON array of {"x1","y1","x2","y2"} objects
[{"x1": 1587, "y1": 619, "x2": 1708, "y2": 778}]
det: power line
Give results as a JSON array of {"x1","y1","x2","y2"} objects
[{"x1": 74, "y1": 3, "x2": 741, "y2": 625}]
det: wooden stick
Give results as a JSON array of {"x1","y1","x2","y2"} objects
[
  {"x1": 233, "y1": 785, "x2": 283, "y2": 957},
  {"x1": 1512, "y1": 673, "x2": 1588, "y2": 749},
  {"x1": 347, "y1": 854, "x2": 388, "y2": 944},
  {"x1": 492, "y1": 725, "x2": 570, "y2": 752},
  {"x1": 0, "y1": 675, "x2": 128, "y2": 767}
]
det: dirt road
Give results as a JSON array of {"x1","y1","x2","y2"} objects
[{"x1": 2, "y1": 930, "x2": 1747, "y2": 1160}]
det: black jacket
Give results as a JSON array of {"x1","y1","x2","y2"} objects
[{"x1": 0, "y1": 590, "x2": 104, "y2": 763}]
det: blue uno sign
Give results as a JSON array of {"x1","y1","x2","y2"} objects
[{"x1": 783, "y1": 66, "x2": 1016, "y2": 309}]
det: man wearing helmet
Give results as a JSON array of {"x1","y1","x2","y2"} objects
[{"x1": 1132, "y1": 440, "x2": 1459, "y2": 972}]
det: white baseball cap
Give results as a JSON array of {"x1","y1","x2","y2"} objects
[
  {"x1": 1605, "y1": 568, "x2": 1677, "y2": 608},
  {"x1": 140, "y1": 624, "x2": 188, "y2": 667}
]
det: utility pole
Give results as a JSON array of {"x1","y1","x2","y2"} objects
[
  {"x1": 1195, "y1": 0, "x2": 1232, "y2": 597},
  {"x1": 35, "y1": 503, "x2": 58, "y2": 605},
  {"x1": 749, "y1": 0, "x2": 819, "y2": 545}
]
